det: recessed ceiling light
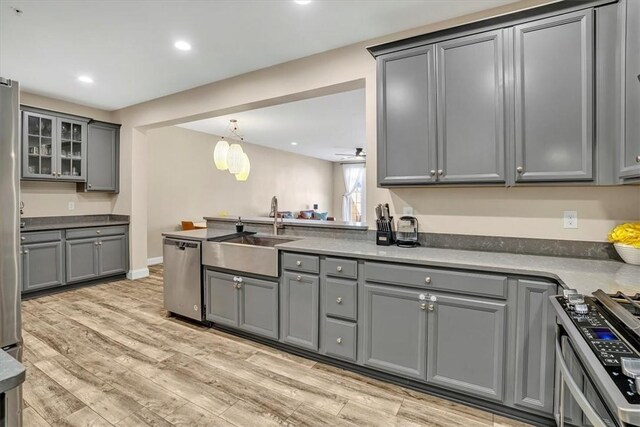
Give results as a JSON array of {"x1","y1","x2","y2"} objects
[
  {"x1": 174, "y1": 40, "x2": 192, "y2": 51},
  {"x1": 78, "y1": 75, "x2": 94, "y2": 84},
  {"x1": 291, "y1": 142, "x2": 298, "y2": 146},
  {"x1": 294, "y1": 0, "x2": 311, "y2": 4}
]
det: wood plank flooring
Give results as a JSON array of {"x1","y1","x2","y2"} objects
[{"x1": 22, "y1": 265, "x2": 532, "y2": 427}]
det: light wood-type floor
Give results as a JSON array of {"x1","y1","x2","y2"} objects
[{"x1": 21, "y1": 265, "x2": 532, "y2": 427}]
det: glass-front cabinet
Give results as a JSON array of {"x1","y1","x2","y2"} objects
[{"x1": 22, "y1": 109, "x2": 88, "y2": 181}]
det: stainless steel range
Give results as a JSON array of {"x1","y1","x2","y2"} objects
[{"x1": 552, "y1": 290, "x2": 640, "y2": 427}]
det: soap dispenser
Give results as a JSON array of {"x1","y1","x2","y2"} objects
[{"x1": 235, "y1": 217, "x2": 245, "y2": 233}]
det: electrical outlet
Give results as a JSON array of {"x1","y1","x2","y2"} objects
[
  {"x1": 68, "y1": 201, "x2": 75, "y2": 211},
  {"x1": 563, "y1": 211, "x2": 578, "y2": 229},
  {"x1": 403, "y1": 206, "x2": 413, "y2": 216}
]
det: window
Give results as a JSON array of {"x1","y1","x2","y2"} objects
[{"x1": 342, "y1": 163, "x2": 365, "y2": 223}]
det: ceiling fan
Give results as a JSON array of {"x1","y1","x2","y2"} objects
[{"x1": 335, "y1": 147, "x2": 366, "y2": 160}]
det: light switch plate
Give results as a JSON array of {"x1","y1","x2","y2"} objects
[
  {"x1": 68, "y1": 201, "x2": 75, "y2": 211},
  {"x1": 563, "y1": 211, "x2": 578, "y2": 229},
  {"x1": 403, "y1": 206, "x2": 413, "y2": 216}
]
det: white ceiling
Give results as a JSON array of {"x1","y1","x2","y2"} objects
[
  {"x1": 1, "y1": 0, "x2": 517, "y2": 110},
  {"x1": 178, "y1": 88, "x2": 365, "y2": 162}
]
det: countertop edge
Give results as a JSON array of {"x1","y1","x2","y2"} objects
[
  {"x1": 0, "y1": 353, "x2": 26, "y2": 394},
  {"x1": 21, "y1": 221, "x2": 130, "y2": 232},
  {"x1": 203, "y1": 216, "x2": 369, "y2": 231}
]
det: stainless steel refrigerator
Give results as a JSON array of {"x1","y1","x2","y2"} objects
[{"x1": 0, "y1": 77, "x2": 23, "y2": 426}]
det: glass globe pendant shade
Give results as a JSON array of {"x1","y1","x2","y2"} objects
[
  {"x1": 226, "y1": 143, "x2": 245, "y2": 174},
  {"x1": 235, "y1": 153, "x2": 251, "y2": 181},
  {"x1": 213, "y1": 139, "x2": 229, "y2": 170}
]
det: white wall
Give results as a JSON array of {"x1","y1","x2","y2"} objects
[
  {"x1": 146, "y1": 126, "x2": 334, "y2": 258},
  {"x1": 19, "y1": 92, "x2": 117, "y2": 217}
]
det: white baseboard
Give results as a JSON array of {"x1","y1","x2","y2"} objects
[
  {"x1": 147, "y1": 256, "x2": 163, "y2": 266},
  {"x1": 127, "y1": 268, "x2": 150, "y2": 280}
]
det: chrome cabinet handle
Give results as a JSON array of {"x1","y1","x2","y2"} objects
[
  {"x1": 420, "y1": 303, "x2": 427, "y2": 310},
  {"x1": 429, "y1": 170, "x2": 436, "y2": 176},
  {"x1": 23, "y1": 249, "x2": 29, "y2": 254},
  {"x1": 516, "y1": 166, "x2": 524, "y2": 173},
  {"x1": 336, "y1": 337, "x2": 343, "y2": 344},
  {"x1": 425, "y1": 277, "x2": 431, "y2": 284},
  {"x1": 96, "y1": 230, "x2": 101, "y2": 234},
  {"x1": 232, "y1": 277, "x2": 238, "y2": 282},
  {"x1": 437, "y1": 169, "x2": 444, "y2": 176},
  {"x1": 428, "y1": 295, "x2": 437, "y2": 311},
  {"x1": 57, "y1": 172, "x2": 61, "y2": 176},
  {"x1": 94, "y1": 241, "x2": 99, "y2": 246},
  {"x1": 336, "y1": 297, "x2": 343, "y2": 304},
  {"x1": 236, "y1": 283, "x2": 242, "y2": 289},
  {"x1": 336, "y1": 266, "x2": 343, "y2": 272},
  {"x1": 20, "y1": 236, "x2": 25, "y2": 241},
  {"x1": 636, "y1": 155, "x2": 640, "y2": 163},
  {"x1": 98, "y1": 241, "x2": 103, "y2": 246},
  {"x1": 296, "y1": 260, "x2": 302, "y2": 266},
  {"x1": 296, "y1": 275, "x2": 302, "y2": 281},
  {"x1": 88, "y1": 183, "x2": 92, "y2": 188},
  {"x1": 237, "y1": 277, "x2": 243, "y2": 283}
]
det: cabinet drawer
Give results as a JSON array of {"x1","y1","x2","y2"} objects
[
  {"x1": 20, "y1": 230, "x2": 62, "y2": 244},
  {"x1": 66, "y1": 225, "x2": 127, "y2": 240},
  {"x1": 282, "y1": 253, "x2": 319, "y2": 274},
  {"x1": 364, "y1": 262, "x2": 508, "y2": 299},
  {"x1": 324, "y1": 278, "x2": 357, "y2": 321},
  {"x1": 324, "y1": 318, "x2": 357, "y2": 362},
  {"x1": 326, "y1": 257, "x2": 358, "y2": 279}
]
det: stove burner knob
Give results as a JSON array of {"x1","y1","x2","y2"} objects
[
  {"x1": 574, "y1": 303, "x2": 589, "y2": 314},
  {"x1": 621, "y1": 358, "x2": 640, "y2": 394},
  {"x1": 568, "y1": 294, "x2": 585, "y2": 306}
]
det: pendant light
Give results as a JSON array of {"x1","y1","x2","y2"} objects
[
  {"x1": 213, "y1": 137, "x2": 229, "y2": 170},
  {"x1": 227, "y1": 142, "x2": 245, "y2": 174},
  {"x1": 235, "y1": 153, "x2": 251, "y2": 181}
]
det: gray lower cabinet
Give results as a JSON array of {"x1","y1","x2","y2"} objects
[
  {"x1": 426, "y1": 293, "x2": 507, "y2": 401},
  {"x1": 205, "y1": 270, "x2": 239, "y2": 327},
  {"x1": 620, "y1": 0, "x2": 640, "y2": 179},
  {"x1": 98, "y1": 235, "x2": 127, "y2": 276},
  {"x1": 21, "y1": 241, "x2": 64, "y2": 292},
  {"x1": 513, "y1": 9, "x2": 594, "y2": 182},
  {"x1": 363, "y1": 283, "x2": 427, "y2": 380},
  {"x1": 84, "y1": 121, "x2": 120, "y2": 192},
  {"x1": 435, "y1": 30, "x2": 505, "y2": 183},
  {"x1": 239, "y1": 276, "x2": 278, "y2": 339},
  {"x1": 205, "y1": 270, "x2": 279, "y2": 339},
  {"x1": 377, "y1": 45, "x2": 437, "y2": 186},
  {"x1": 281, "y1": 272, "x2": 319, "y2": 351},
  {"x1": 514, "y1": 280, "x2": 557, "y2": 415},
  {"x1": 66, "y1": 238, "x2": 99, "y2": 283}
]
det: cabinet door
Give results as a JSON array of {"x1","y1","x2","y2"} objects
[
  {"x1": 205, "y1": 270, "x2": 239, "y2": 327},
  {"x1": 66, "y1": 238, "x2": 98, "y2": 283},
  {"x1": 98, "y1": 235, "x2": 127, "y2": 276},
  {"x1": 436, "y1": 30, "x2": 505, "y2": 183},
  {"x1": 513, "y1": 280, "x2": 556, "y2": 415},
  {"x1": 281, "y1": 272, "x2": 319, "y2": 351},
  {"x1": 426, "y1": 294, "x2": 506, "y2": 401},
  {"x1": 87, "y1": 122, "x2": 119, "y2": 191},
  {"x1": 239, "y1": 276, "x2": 278, "y2": 340},
  {"x1": 620, "y1": 0, "x2": 640, "y2": 179},
  {"x1": 57, "y1": 118, "x2": 87, "y2": 181},
  {"x1": 22, "y1": 111, "x2": 56, "y2": 180},
  {"x1": 21, "y1": 242, "x2": 64, "y2": 292},
  {"x1": 513, "y1": 10, "x2": 594, "y2": 182},
  {"x1": 377, "y1": 45, "x2": 437, "y2": 186},
  {"x1": 363, "y1": 283, "x2": 427, "y2": 381}
]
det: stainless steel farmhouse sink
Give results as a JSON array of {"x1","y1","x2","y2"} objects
[{"x1": 202, "y1": 233, "x2": 298, "y2": 277}]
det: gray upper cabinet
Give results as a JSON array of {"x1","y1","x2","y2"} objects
[
  {"x1": 620, "y1": 0, "x2": 640, "y2": 179},
  {"x1": 281, "y1": 272, "x2": 319, "y2": 351},
  {"x1": 426, "y1": 294, "x2": 506, "y2": 401},
  {"x1": 66, "y1": 238, "x2": 99, "y2": 283},
  {"x1": 436, "y1": 30, "x2": 506, "y2": 183},
  {"x1": 22, "y1": 108, "x2": 88, "y2": 182},
  {"x1": 84, "y1": 121, "x2": 120, "y2": 192},
  {"x1": 239, "y1": 276, "x2": 278, "y2": 340},
  {"x1": 514, "y1": 280, "x2": 556, "y2": 415},
  {"x1": 363, "y1": 283, "x2": 427, "y2": 381},
  {"x1": 21, "y1": 241, "x2": 64, "y2": 292},
  {"x1": 377, "y1": 45, "x2": 437, "y2": 186},
  {"x1": 513, "y1": 10, "x2": 594, "y2": 182},
  {"x1": 205, "y1": 270, "x2": 239, "y2": 327}
]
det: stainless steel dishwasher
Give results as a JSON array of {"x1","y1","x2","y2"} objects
[{"x1": 163, "y1": 238, "x2": 203, "y2": 321}]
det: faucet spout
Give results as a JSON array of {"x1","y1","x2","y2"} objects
[{"x1": 271, "y1": 196, "x2": 283, "y2": 235}]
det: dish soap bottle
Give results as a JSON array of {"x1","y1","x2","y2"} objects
[{"x1": 235, "y1": 217, "x2": 244, "y2": 233}]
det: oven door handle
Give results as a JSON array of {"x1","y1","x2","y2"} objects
[{"x1": 555, "y1": 335, "x2": 608, "y2": 427}]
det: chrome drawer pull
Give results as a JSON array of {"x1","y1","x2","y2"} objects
[
  {"x1": 296, "y1": 275, "x2": 302, "y2": 281},
  {"x1": 336, "y1": 266, "x2": 343, "y2": 272},
  {"x1": 420, "y1": 303, "x2": 427, "y2": 310},
  {"x1": 336, "y1": 337, "x2": 343, "y2": 344},
  {"x1": 425, "y1": 276, "x2": 431, "y2": 284},
  {"x1": 336, "y1": 297, "x2": 343, "y2": 304},
  {"x1": 296, "y1": 260, "x2": 302, "y2": 266}
]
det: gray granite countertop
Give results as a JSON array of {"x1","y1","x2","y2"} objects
[
  {"x1": 161, "y1": 228, "x2": 237, "y2": 241},
  {"x1": 0, "y1": 350, "x2": 25, "y2": 394},
  {"x1": 21, "y1": 214, "x2": 129, "y2": 232},
  {"x1": 274, "y1": 237, "x2": 640, "y2": 296},
  {"x1": 204, "y1": 216, "x2": 368, "y2": 231}
]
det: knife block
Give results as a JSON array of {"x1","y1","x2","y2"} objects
[{"x1": 376, "y1": 217, "x2": 395, "y2": 246}]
